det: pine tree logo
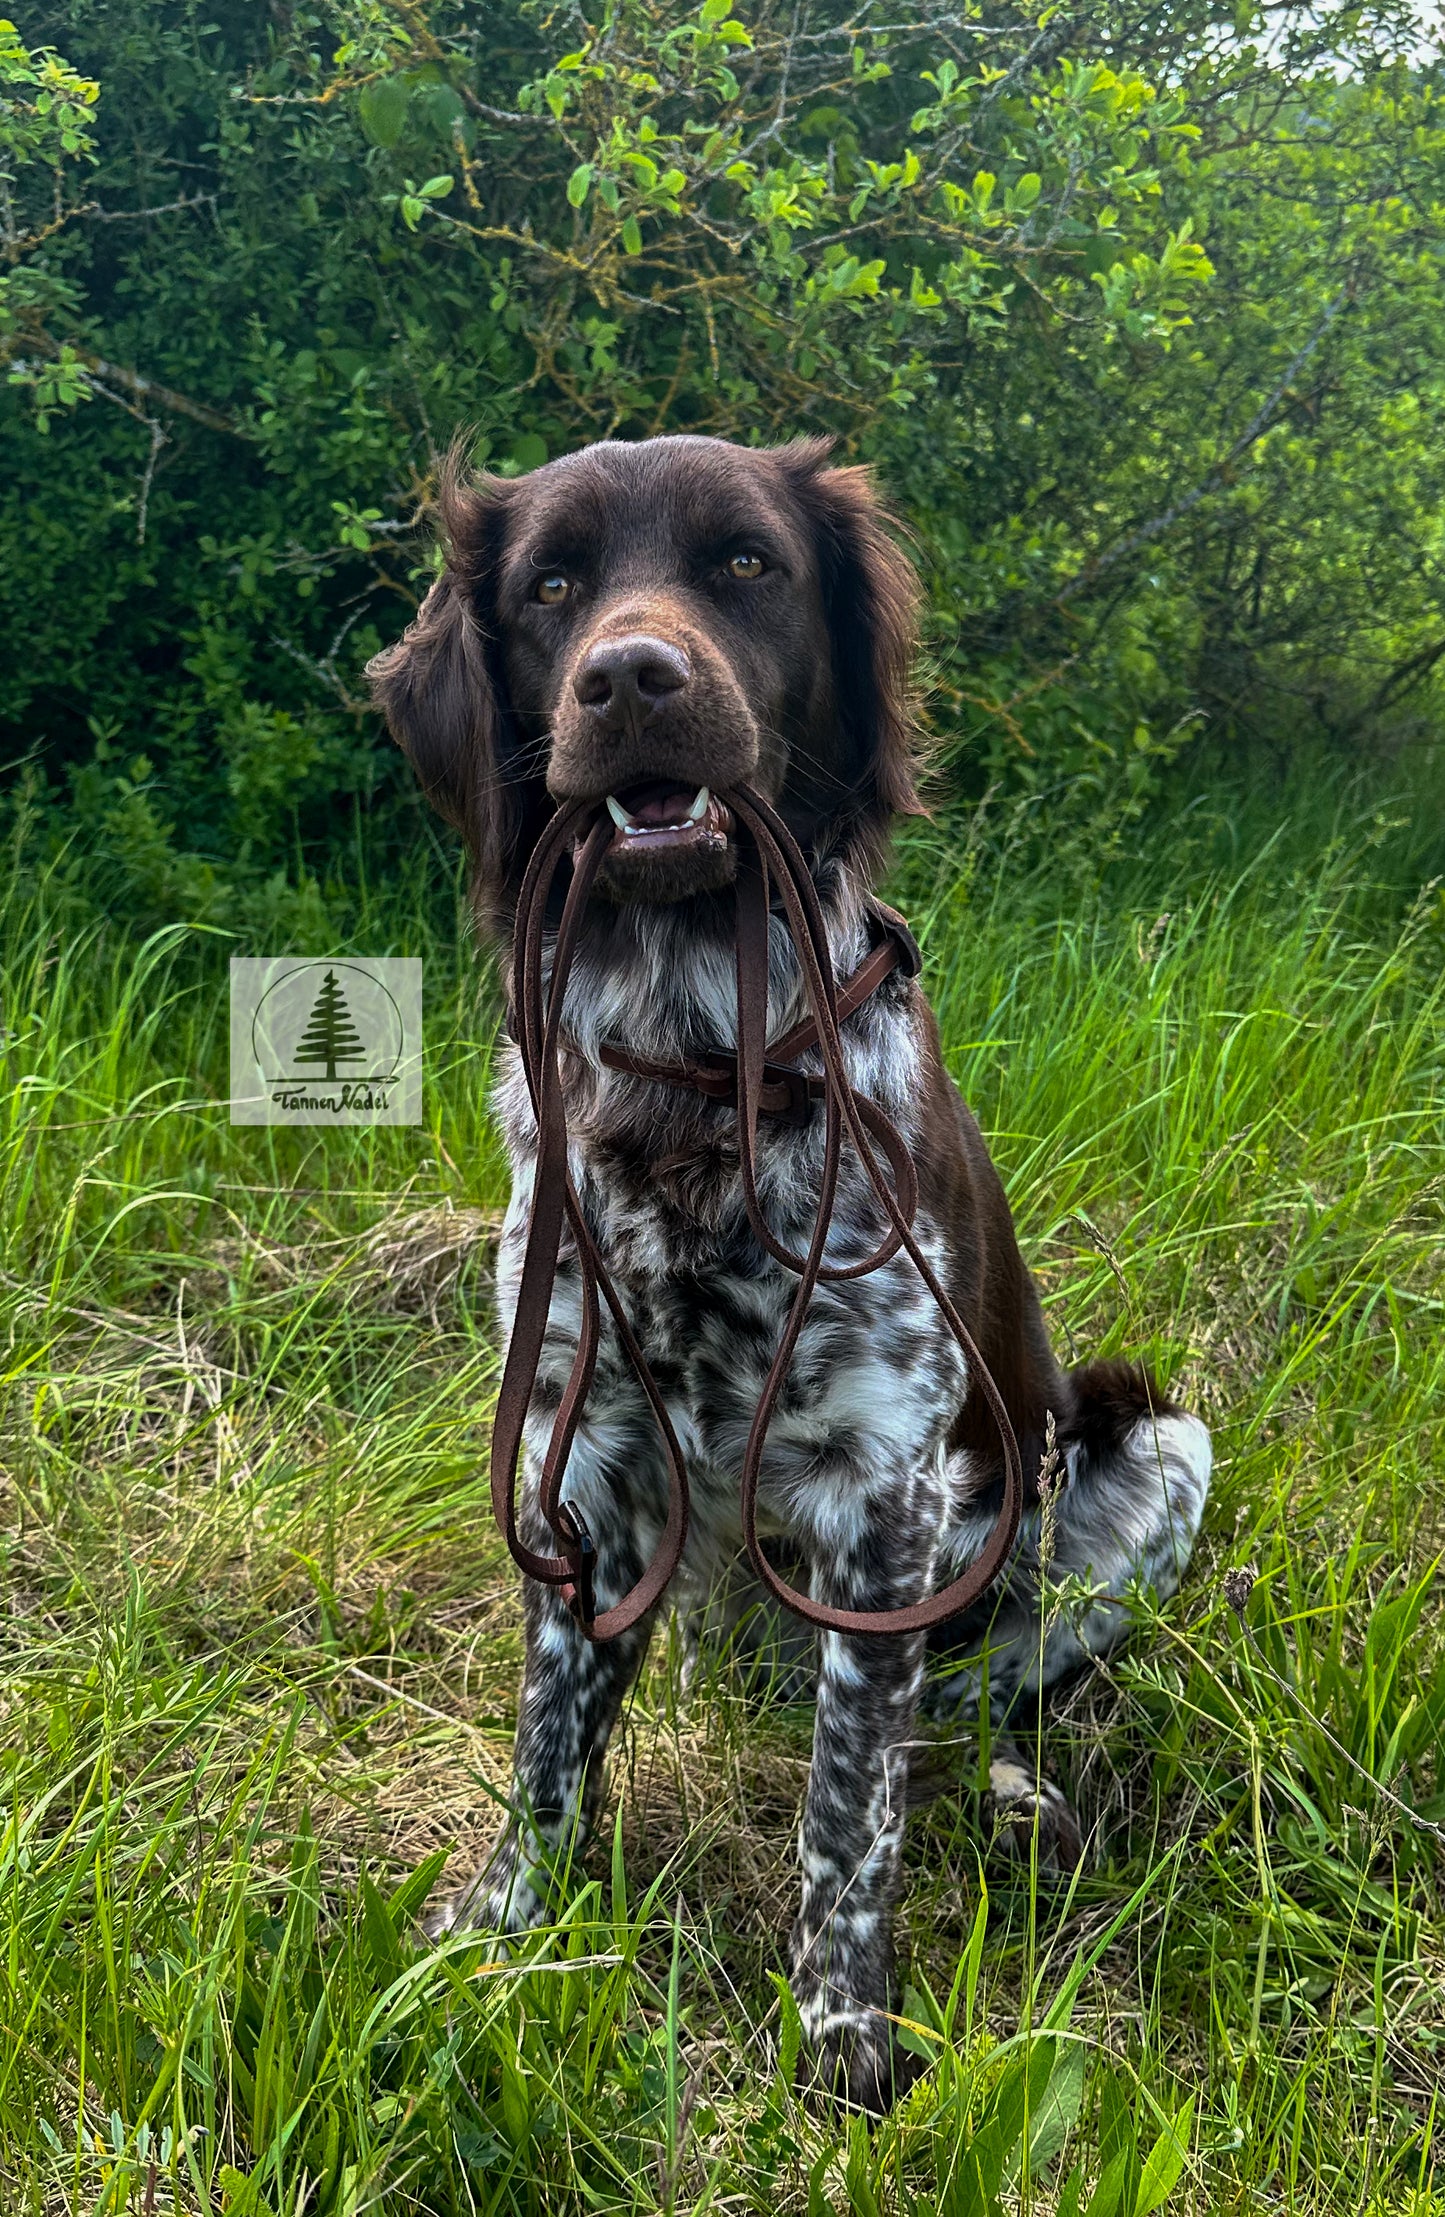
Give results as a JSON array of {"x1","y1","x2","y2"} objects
[
  {"x1": 291, "y1": 968, "x2": 367, "y2": 1081},
  {"x1": 237, "y1": 955, "x2": 418, "y2": 1125}
]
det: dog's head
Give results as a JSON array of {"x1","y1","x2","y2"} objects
[{"x1": 367, "y1": 434, "x2": 922, "y2": 919}]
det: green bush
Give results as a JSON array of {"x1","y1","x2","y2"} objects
[{"x1": 3, "y1": 1, "x2": 1442, "y2": 927}]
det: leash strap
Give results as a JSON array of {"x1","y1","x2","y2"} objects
[
  {"x1": 598, "y1": 909, "x2": 918, "y2": 1124},
  {"x1": 492, "y1": 803, "x2": 691, "y2": 1639},
  {"x1": 497, "y1": 785, "x2": 1024, "y2": 1640}
]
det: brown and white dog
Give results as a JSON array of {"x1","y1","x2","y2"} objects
[{"x1": 368, "y1": 434, "x2": 1211, "y2": 2111}]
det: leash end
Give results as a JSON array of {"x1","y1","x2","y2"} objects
[{"x1": 554, "y1": 1499, "x2": 598, "y2": 1635}]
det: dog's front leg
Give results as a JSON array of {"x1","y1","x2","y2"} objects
[
  {"x1": 790, "y1": 1508, "x2": 934, "y2": 2113},
  {"x1": 439, "y1": 1491, "x2": 656, "y2": 1938}
]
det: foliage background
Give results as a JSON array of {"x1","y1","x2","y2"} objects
[{"x1": 3, "y1": 0, "x2": 1444, "y2": 932}]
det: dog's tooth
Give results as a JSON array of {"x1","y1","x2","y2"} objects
[
  {"x1": 606, "y1": 795, "x2": 634, "y2": 830},
  {"x1": 685, "y1": 786, "x2": 710, "y2": 823}
]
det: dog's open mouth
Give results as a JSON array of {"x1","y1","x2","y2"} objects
[{"x1": 602, "y1": 780, "x2": 733, "y2": 857}]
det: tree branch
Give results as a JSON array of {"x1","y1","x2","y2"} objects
[
  {"x1": 1057, "y1": 283, "x2": 1353, "y2": 605},
  {"x1": 28, "y1": 334, "x2": 246, "y2": 437}
]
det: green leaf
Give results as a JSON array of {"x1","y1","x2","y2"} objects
[
  {"x1": 1026, "y1": 2039, "x2": 1086, "y2": 2174},
  {"x1": 949, "y1": 2124, "x2": 1007, "y2": 2216},
  {"x1": 1083, "y1": 2149, "x2": 1130, "y2": 2217},
  {"x1": 1056, "y1": 2163, "x2": 1085, "y2": 2217},
  {"x1": 1135, "y1": 2095, "x2": 1194, "y2": 2215},
  {"x1": 768, "y1": 1970, "x2": 803, "y2": 2084},
  {"x1": 621, "y1": 213, "x2": 643, "y2": 254},
  {"x1": 567, "y1": 162, "x2": 593, "y2": 207},
  {"x1": 700, "y1": 0, "x2": 734, "y2": 19},
  {"x1": 219, "y1": 2168, "x2": 279, "y2": 2217},
  {"x1": 498, "y1": 2042, "x2": 532, "y2": 2149},
  {"x1": 413, "y1": 82, "x2": 464, "y2": 141},
  {"x1": 844, "y1": 2113, "x2": 883, "y2": 2217},
  {"x1": 993, "y1": 2043, "x2": 1052, "y2": 2172},
  {"x1": 358, "y1": 1871, "x2": 401, "y2": 1976},
  {"x1": 358, "y1": 74, "x2": 409, "y2": 148},
  {"x1": 511, "y1": 432, "x2": 548, "y2": 472},
  {"x1": 388, "y1": 1847, "x2": 450, "y2": 1928}
]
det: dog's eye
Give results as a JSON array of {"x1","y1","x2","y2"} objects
[
  {"x1": 535, "y1": 573, "x2": 571, "y2": 605},
  {"x1": 725, "y1": 552, "x2": 766, "y2": 581}
]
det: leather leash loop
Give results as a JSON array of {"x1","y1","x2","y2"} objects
[
  {"x1": 492, "y1": 802, "x2": 691, "y2": 1633},
  {"x1": 555, "y1": 1500, "x2": 598, "y2": 1630},
  {"x1": 495, "y1": 783, "x2": 1025, "y2": 1642},
  {"x1": 724, "y1": 789, "x2": 1023, "y2": 1636}
]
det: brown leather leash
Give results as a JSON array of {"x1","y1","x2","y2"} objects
[
  {"x1": 598, "y1": 910, "x2": 918, "y2": 1124},
  {"x1": 492, "y1": 783, "x2": 1025, "y2": 1641}
]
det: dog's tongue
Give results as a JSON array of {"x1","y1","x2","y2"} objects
[{"x1": 614, "y1": 780, "x2": 702, "y2": 827}]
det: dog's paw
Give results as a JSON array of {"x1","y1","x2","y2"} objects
[
  {"x1": 422, "y1": 1884, "x2": 506, "y2": 1944},
  {"x1": 422, "y1": 1854, "x2": 547, "y2": 1945},
  {"x1": 799, "y1": 2009, "x2": 922, "y2": 2116},
  {"x1": 984, "y1": 1754, "x2": 1083, "y2": 1874},
  {"x1": 422, "y1": 1895, "x2": 457, "y2": 1943}
]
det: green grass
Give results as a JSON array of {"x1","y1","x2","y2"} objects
[{"x1": 2, "y1": 772, "x2": 1443, "y2": 2215}]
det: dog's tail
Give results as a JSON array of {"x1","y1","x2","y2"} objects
[
  {"x1": 1058, "y1": 1355, "x2": 1213, "y2": 1596},
  {"x1": 1060, "y1": 1355, "x2": 1180, "y2": 1467}
]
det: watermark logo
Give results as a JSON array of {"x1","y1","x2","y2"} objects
[{"x1": 230, "y1": 957, "x2": 422, "y2": 1125}]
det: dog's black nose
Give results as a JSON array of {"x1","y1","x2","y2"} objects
[{"x1": 573, "y1": 635, "x2": 690, "y2": 732}]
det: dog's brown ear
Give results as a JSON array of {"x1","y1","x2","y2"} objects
[
  {"x1": 366, "y1": 466, "x2": 526, "y2": 910},
  {"x1": 780, "y1": 441, "x2": 926, "y2": 827}
]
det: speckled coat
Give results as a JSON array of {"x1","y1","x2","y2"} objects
[
  {"x1": 367, "y1": 431, "x2": 1213, "y2": 2112},
  {"x1": 446, "y1": 876, "x2": 1212, "y2": 2110}
]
